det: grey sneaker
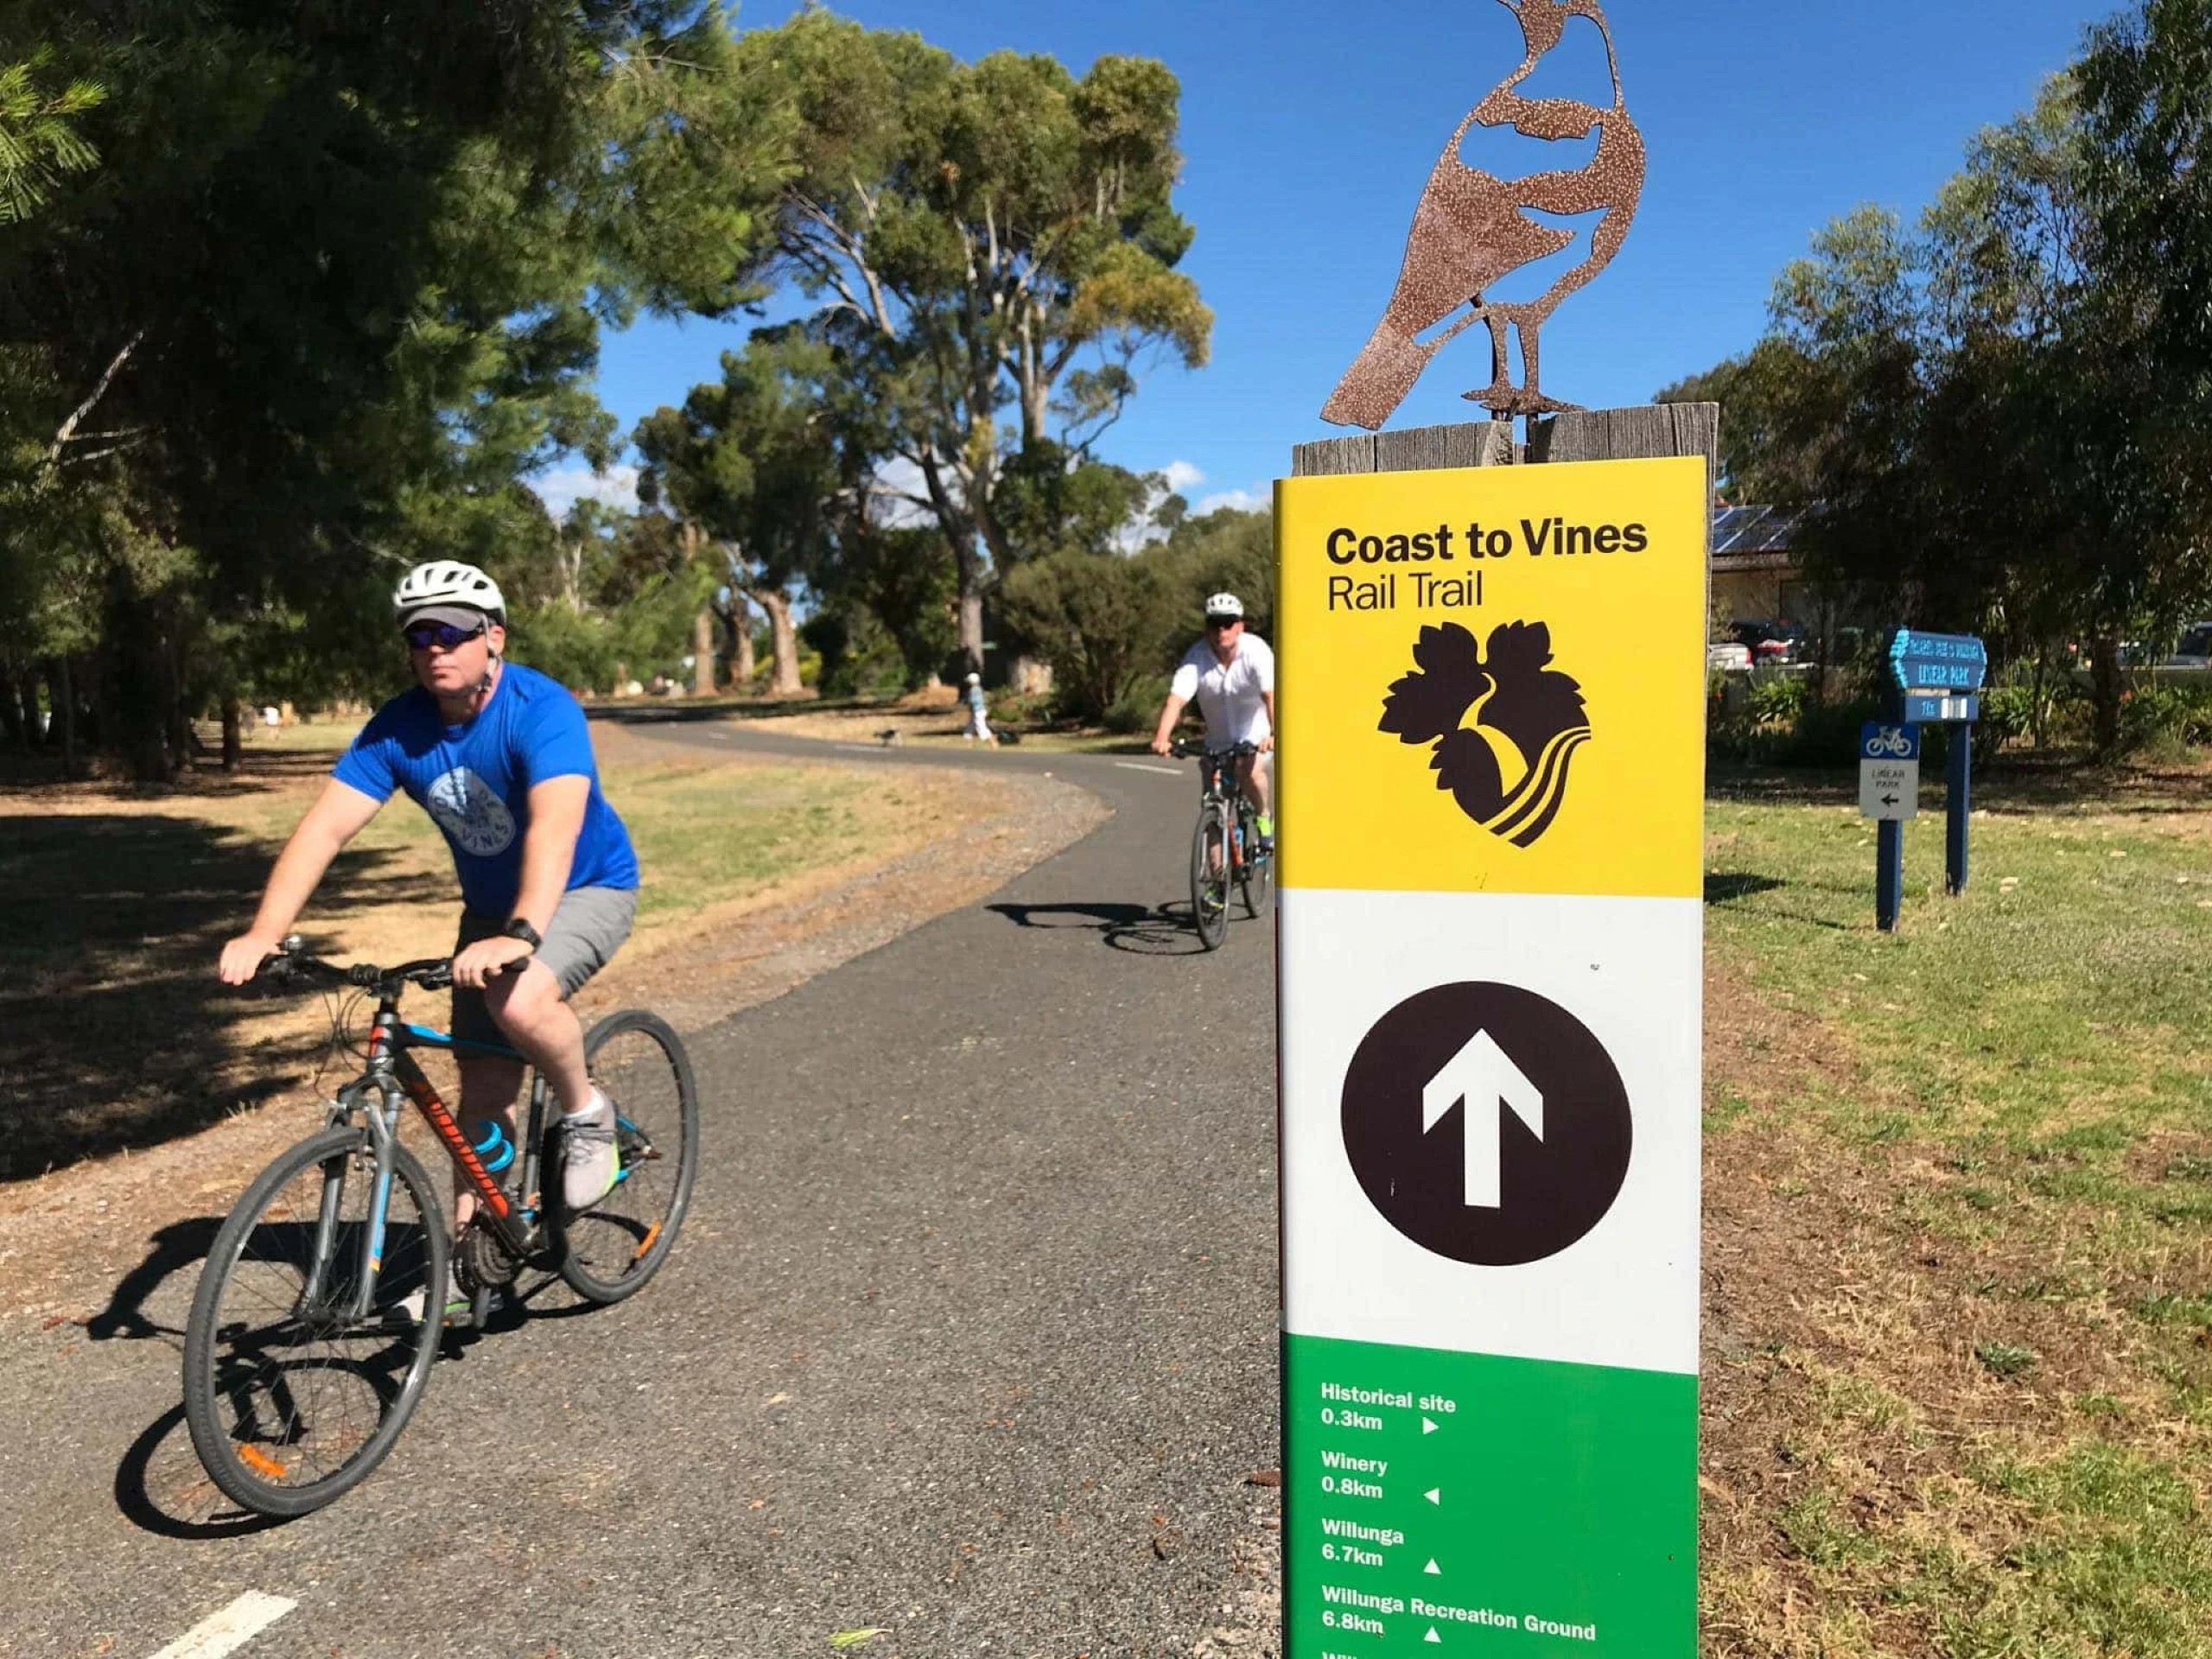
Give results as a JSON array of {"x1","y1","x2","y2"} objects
[
  {"x1": 397, "y1": 1269, "x2": 469, "y2": 1327},
  {"x1": 559, "y1": 1089, "x2": 620, "y2": 1213}
]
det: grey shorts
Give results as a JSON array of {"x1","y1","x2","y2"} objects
[{"x1": 451, "y1": 885, "x2": 638, "y2": 1048}]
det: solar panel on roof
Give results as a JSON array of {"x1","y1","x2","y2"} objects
[{"x1": 1708, "y1": 505, "x2": 1797, "y2": 556}]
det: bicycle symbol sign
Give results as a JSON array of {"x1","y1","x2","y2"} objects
[{"x1": 1860, "y1": 722, "x2": 1921, "y2": 762}]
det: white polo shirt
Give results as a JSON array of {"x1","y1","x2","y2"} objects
[{"x1": 1171, "y1": 633, "x2": 1275, "y2": 746}]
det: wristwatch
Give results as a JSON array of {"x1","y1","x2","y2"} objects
[{"x1": 501, "y1": 918, "x2": 543, "y2": 950}]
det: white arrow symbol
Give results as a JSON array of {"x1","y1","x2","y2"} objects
[
  {"x1": 1425, "y1": 1630, "x2": 1442, "y2": 1645},
  {"x1": 1425, "y1": 1558, "x2": 1442, "y2": 1575},
  {"x1": 1423, "y1": 1028, "x2": 1543, "y2": 1209},
  {"x1": 1425, "y1": 1487, "x2": 1441, "y2": 1505},
  {"x1": 1422, "y1": 1416, "x2": 1440, "y2": 1435}
]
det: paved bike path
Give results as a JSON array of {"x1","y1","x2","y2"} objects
[{"x1": 0, "y1": 723, "x2": 1281, "y2": 1658}]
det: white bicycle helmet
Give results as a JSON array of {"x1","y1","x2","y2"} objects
[
  {"x1": 1203, "y1": 592, "x2": 1244, "y2": 620},
  {"x1": 393, "y1": 561, "x2": 505, "y2": 626}
]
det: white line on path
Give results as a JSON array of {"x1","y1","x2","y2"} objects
[
  {"x1": 1115, "y1": 762, "x2": 1185, "y2": 776},
  {"x1": 147, "y1": 1592, "x2": 297, "y2": 1659}
]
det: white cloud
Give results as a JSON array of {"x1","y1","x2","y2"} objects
[
  {"x1": 531, "y1": 464, "x2": 639, "y2": 518},
  {"x1": 1194, "y1": 486, "x2": 1266, "y2": 516},
  {"x1": 1161, "y1": 459, "x2": 1205, "y2": 494}
]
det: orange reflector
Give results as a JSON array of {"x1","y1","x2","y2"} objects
[
  {"x1": 238, "y1": 1445, "x2": 287, "y2": 1478},
  {"x1": 631, "y1": 1223, "x2": 663, "y2": 1263}
]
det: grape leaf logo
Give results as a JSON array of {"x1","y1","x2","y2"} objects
[{"x1": 1378, "y1": 620, "x2": 1592, "y2": 846}]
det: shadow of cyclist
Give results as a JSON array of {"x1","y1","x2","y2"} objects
[
  {"x1": 85, "y1": 1217, "x2": 222, "y2": 1344},
  {"x1": 986, "y1": 900, "x2": 1226, "y2": 957}
]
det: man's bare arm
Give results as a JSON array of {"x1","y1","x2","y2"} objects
[
  {"x1": 217, "y1": 779, "x2": 385, "y2": 982},
  {"x1": 511, "y1": 776, "x2": 589, "y2": 935},
  {"x1": 1152, "y1": 692, "x2": 1192, "y2": 756}
]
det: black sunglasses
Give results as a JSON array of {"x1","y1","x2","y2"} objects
[
  {"x1": 1206, "y1": 616, "x2": 1242, "y2": 630},
  {"x1": 403, "y1": 620, "x2": 487, "y2": 652}
]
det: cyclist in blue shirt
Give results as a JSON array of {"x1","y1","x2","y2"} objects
[{"x1": 219, "y1": 561, "x2": 640, "y2": 1227}]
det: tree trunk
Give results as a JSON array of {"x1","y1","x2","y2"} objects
[
  {"x1": 2089, "y1": 632, "x2": 2123, "y2": 756},
  {"x1": 956, "y1": 542, "x2": 987, "y2": 677},
  {"x1": 49, "y1": 658, "x2": 79, "y2": 779},
  {"x1": 222, "y1": 698, "x2": 244, "y2": 771},
  {"x1": 0, "y1": 664, "x2": 22, "y2": 749},
  {"x1": 16, "y1": 668, "x2": 41, "y2": 748},
  {"x1": 747, "y1": 588, "x2": 803, "y2": 696},
  {"x1": 691, "y1": 608, "x2": 716, "y2": 696},
  {"x1": 730, "y1": 601, "x2": 756, "y2": 690}
]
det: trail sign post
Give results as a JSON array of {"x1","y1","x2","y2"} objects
[
  {"x1": 1877, "y1": 629, "x2": 1986, "y2": 927},
  {"x1": 1860, "y1": 722, "x2": 1920, "y2": 931},
  {"x1": 1276, "y1": 440, "x2": 1707, "y2": 1656}
]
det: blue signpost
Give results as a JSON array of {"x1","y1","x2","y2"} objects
[{"x1": 1878, "y1": 630, "x2": 1987, "y2": 926}]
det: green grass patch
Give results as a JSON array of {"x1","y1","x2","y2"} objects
[{"x1": 1704, "y1": 768, "x2": 2212, "y2": 1654}]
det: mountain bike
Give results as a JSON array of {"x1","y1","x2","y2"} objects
[
  {"x1": 1172, "y1": 739, "x2": 1272, "y2": 950},
  {"x1": 181, "y1": 938, "x2": 699, "y2": 1517}
]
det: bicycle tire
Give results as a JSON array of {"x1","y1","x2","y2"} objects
[
  {"x1": 1236, "y1": 800, "x2": 1273, "y2": 919},
  {"x1": 182, "y1": 1127, "x2": 448, "y2": 1517},
  {"x1": 1192, "y1": 799, "x2": 1231, "y2": 951},
  {"x1": 554, "y1": 1009, "x2": 700, "y2": 1305}
]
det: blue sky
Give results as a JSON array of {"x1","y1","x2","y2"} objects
[{"x1": 542, "y1": 0, "x2": 2112, "y2": 519}]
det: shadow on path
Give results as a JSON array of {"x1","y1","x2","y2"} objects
[
  {"x1": 987, "y1": 899, "x2": 1246, "y2": 957},
  {"x1": 85, "y1": 1217, "x2": 221, "y2": 1344},
  {"x1": 115, "y1": 1404, "x2": 283, "y2": 1541}
]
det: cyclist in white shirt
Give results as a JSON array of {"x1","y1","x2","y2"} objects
[{"x1": 1150, "y1": 593, "x2": 1276, "y2": 848}]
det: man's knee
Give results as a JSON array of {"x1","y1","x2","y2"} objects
[{"x1": 486, "y1": 961, "x2": 569, "y2": 1034}]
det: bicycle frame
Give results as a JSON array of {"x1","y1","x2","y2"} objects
[
  {"x1": 1196, "y1": 748, "x2": 1261, "y2": 879},
  {"x1": 299, "y1": 996, "x2": 549, "y2": 1324}
]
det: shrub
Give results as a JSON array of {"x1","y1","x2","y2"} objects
[{"x1": 1103, "y1": 671, "x2": 1171, "y2": 735}]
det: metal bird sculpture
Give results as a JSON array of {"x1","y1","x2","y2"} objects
[{"x1": 1321, "y1": 0, "x2": 1645, "y2": 429}]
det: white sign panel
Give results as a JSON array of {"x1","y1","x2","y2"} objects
[{"x1": 1859, "y1": 758, "x2": 1919, "y2": 820}]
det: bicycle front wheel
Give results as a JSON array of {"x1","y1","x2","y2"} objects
[
  {"x1": 1191, "y1": 800, "x2": 1231, "y2": 951},
  {"x1": 182, "y1": 1127, "x2": 448, "y2": 1517},
  {"x1": 556, "y1": 1009, "x2": 700, "y2": 1305},
  {"x1": 1237, "y1": 802, "x2": 1273, "y2": 919}
]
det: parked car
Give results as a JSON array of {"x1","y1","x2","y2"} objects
[
  {"x1": 2160, "y1": 621, "x2": 2212, "y2": 668},
  {"x1": 1707, "y1": 641, "x2": 1754, "y2": 671},
  {"x1": 1728, "y1": 620, "x2": 1805, "y2": 667}
]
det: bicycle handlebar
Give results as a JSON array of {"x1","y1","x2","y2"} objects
[
  {"x1": 1169, "y1": 739, "x2": 1261, "y2": 760},
  {"x1": 258, "y1": 937, "x2": 454, "y2": 995}
]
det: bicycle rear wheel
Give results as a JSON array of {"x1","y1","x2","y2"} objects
[
  {"x1": 1191, "y1": 799, "x2": 1231, "y2": 951},
  {"x1": 556, "y1": 1009, "x2": 700, "y2": 1304},
  {"x1": 182, "y1": 1127, "x2": 448, "y2": 1517},
  {"x1": 1236, "y1": 800, "x2": 1273, "y2": 919}
]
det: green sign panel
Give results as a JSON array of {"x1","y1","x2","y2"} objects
[{"x1": 1284, "y1": 1337, "x2": 1696, "y2": 1650}]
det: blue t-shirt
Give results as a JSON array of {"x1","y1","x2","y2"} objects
[{"x1": 333, "y1": 663, "x2": 639, "y2": 916}]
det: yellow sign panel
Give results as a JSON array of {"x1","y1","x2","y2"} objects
[{"x1": 1275, "y1": 455, "x2": 1708, "y2": 899}]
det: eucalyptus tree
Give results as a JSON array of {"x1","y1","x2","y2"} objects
[
  {"x1": 635, "y1": 331, "x2": 855, "y2": 696},
  {"x1": 731, "y1": 11, "x2": 1211, "y2": 671}
]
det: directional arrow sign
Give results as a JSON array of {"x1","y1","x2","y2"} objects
[
  {"x1": 1859, "y1": 759, "x2": 1919, "y2": 822},
  {"x1": 1425, "y1": 1559, "x2": 1442, "y2": 1575},
  {"x1": 1423, "y1": 1029, "x2": 1542, "y2": 1210},
  {"x1": 1425, "y1": 1488, "x2": 1441, "y2": 1505},
  {"x1": 1426, "y1": 1630, "x2": 1442, "y2": 1645},
  {"x1": 1422, "y1": 1416, "x2": 1439, "y2": 1434}
]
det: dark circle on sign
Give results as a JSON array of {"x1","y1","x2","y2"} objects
[{"x1": 1340, "y1": 982, "x2": 1631, "y2": 1267}]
